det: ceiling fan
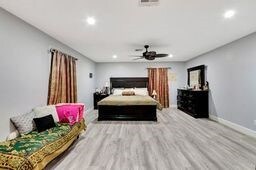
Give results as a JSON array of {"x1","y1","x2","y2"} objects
[{"x1": 132, "y1": 45, "x2": 169, "y2": 60}]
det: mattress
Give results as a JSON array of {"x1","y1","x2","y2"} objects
[{"x1": 98, "y1": 95, "x2": 163, "y2": 110}]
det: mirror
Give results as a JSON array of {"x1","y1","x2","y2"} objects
[{"x1": 187, "y1": 65, "x2": 205, "y2": 89}]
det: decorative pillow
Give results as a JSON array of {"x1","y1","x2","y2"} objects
[
  {"x1": 10, "y1": 111, "x2": 36, "y2": 135},
  {"x1": 33, "y1": 114, "x2": 56, "y2": 133},
  {"x1": 122, "y1": 91, "x2": 135, "y2": 96},
  {"x1": 32, "y1": 105, "x2": 59, "y2": 122},
  {"x1": 55, "y1": 103, "x2": 84, "y2": 125},
  {"x1": 6, "y1": 130, "x2": 20, "y2": 140}
]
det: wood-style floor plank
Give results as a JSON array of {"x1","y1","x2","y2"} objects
[{"x1": 47, "y1": 109, "x2": 256, "y2": 170}]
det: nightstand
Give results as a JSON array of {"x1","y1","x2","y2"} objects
[{"x1": 93, "y1": 93, "x2": 109, "y2": 109}]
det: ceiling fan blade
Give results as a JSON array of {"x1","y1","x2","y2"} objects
[
  {"x1": 129, "y1": 55, "x2": 143, "y2": 57},
  {"x1": 155, "y1": 54, "x2": 169, "y2": 58},
  {"x1": 133, "y1": 57, "x2": 144, "y2": 60},
  {"x1": 135, "y1": 49, "x2": 143, "y2": 52}
]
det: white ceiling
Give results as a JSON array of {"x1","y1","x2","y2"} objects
[{"x1": 1, "y1": 0, "x2": 256, "y2": 62}]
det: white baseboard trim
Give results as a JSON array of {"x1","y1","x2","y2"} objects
[
  {"x1": 85, "y1": 107, "x2": 94, "y2": 114},
  {"x1": 84, "y1": 107, "x2": 97, "y2": 124},
  {"x1": 209, "y1": 114, "x2": 256, "y2": 139},
  {"x1": 170, "y1": 105, "x2": 177, "y2": 108}
]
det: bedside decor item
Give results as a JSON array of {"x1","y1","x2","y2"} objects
[
  {"x1": 104, "y1": 81, "x2": 110, "y2": 94},
  {"x1": 33, "y1": 114, "x2": 56, "y2": 133},
  {"x1": 152, "y1": 90, "x2": 157, "y2": 99},
  {"x1": 95, "y1": 88, "x2": 101, "y2": 93}
]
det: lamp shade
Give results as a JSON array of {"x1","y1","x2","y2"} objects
[
  {"x1": 105, "y1": 81, "x2": 109, "y2": 87},
  {"x1": 152, "y1": 90, "x2": 157, "y2": 96}
]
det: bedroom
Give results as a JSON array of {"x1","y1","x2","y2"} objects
[{"x1": 0, "y1": 0, "x2": 256, "y2": 169}]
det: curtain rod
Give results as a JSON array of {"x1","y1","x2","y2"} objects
[
  {"x1": 50, "y1": 48, "x2": 78, "y2": 61},
  {"x1": 146, "y1": 67, "x2": 172, "y2": 69}
]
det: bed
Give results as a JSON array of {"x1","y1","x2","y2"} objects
[{"x1": 98, "y1": 77, "x2": 162, "y2": 121}]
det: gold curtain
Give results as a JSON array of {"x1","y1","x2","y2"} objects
[
  {"x1": 47, "y1": 50, "x2": 77, "y2": 105},
  {"x1": 148, "y1": 68, "x2": 169, "y2": 108}
]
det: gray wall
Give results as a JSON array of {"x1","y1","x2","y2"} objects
[
  {"x1": 186, "y1": 32, "x2": 256, "y2": 131},
  {"x1": 96, "y1": 62, "x2": 186, "y2": 106},
  {"x1": 0, "y1": 8, "x2": 96, "y2": 140}
]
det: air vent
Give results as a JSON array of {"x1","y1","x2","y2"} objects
[{"x1": 139, "y1": 0, "x2": 159, "y2": 6}]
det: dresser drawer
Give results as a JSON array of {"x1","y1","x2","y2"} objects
[{"x1": 177, "y1": 89, "x2": 208, "y2": 118}]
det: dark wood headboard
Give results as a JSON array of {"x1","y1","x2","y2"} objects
[{"x1": 110, "y1": 77, "x2": 149, "y2": 92}]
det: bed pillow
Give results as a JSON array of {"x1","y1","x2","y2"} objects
[
  {"x1": 134, "y1": 88, "x2": 149, "y2": 96},
  {"x1": 55, "y1": 103, "x2": 84, "y2": 125},
  {"x1": 33, "y1": 114, "x2": 56, "y2": 133},
  {"x1": 124, "y1": 88, "x2": 134, "y2": 91},
  {"x1": 32, "y1": 105, "x2": 59, "y2": 122},
  {"x1": 10, "y1": 111, "x2": 36, "y2": 135},
  {"x1": 113, "y1": 89, "x2": 124, "y2": 95},
  {"x1": 122, "y1": 91, "x2": 135, "y2": 96}
]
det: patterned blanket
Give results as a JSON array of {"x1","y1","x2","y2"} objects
[{"x1": 0, "y1": 120, "x2": 86, "y2": 170}]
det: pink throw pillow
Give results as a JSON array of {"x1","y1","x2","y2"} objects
[{"x1": 55, "y1": 103, "x2": 84, "y2": 125}]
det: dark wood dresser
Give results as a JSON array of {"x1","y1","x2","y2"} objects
[
  {"x1": 93, "y1": 93, "x2": 109, "y2": 109},
  {"x1": 177, "y1": 89, "x2": 209, "y2": 118}
]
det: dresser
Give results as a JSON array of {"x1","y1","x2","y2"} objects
[
  {"x1": 177, "y1": 89, "x2": 209, "y2": 118},
  {"x1": 94, "y1": 93, "x2": 109, "y2": 109}
]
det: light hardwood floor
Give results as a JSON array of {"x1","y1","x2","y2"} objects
[{"x1": 47, "y1": 109, "x2": 256, "y2": 170}]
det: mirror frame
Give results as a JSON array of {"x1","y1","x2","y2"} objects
[{"x1": 187, "y1": 65, "x2": 205, "y2": 89}]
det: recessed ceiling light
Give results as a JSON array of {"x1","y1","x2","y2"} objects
[
  {"x1": 112, "y1": 55, "x2": 117, "y2": 59},
  {"x1": 86, "y1": 17, "x2": 96, "y2": 25},
  {"x1": 224, "y1": 10, "x2": 236, "y2": 19},
  {"x1": 168, "y1": 54, "x2": 173, "y2": 58}
]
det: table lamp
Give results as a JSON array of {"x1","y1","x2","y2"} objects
[{"x1": 152, "y1": 90, "x2": 157, "y2": 99}]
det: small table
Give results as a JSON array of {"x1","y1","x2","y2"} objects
[{"x1": 93, "y1": 93, "x2": 109, "y2": 109}]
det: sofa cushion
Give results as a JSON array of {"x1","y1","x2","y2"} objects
[
  {"x1": 6, "y1": 130, "x2": 20, "y2": 140},
  {"x1": 33, "y1": 105, "x2": 59, "y2": 122},
  {"x1": 33, "y1": 114, "x2": 56, "y2": 132},
  {"x1": 10, "y1": 111, "x2": 36, "y2": 135},
  {"x1": 55, "y1": 104, "x2": 84, "y2": 125}
]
